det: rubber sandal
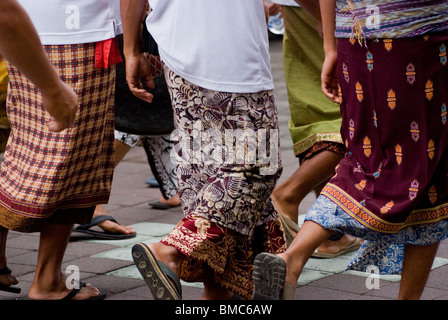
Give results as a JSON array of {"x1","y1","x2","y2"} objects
[
  {"x1": 148, "y1": 200, "x2": 171, "y2": 210},
  {"x1": 149, "y1": 200, "x2": 180, "y2": 210},
  {"x1": 73, "y1": 215, "x2": 136, "y2": 240},
  {"x1": 252, "y1": 253, "x2": 287, "y2": 300},
  {"x1": 0, "y1": 267, "x2": 21, "y2": 294},
  {"x1": 61, "y1": 282, "x2": 106, "y2": 300},
  {"x1": 281, "y1": 282, "x2": 296, "y2": 300},
  {"x1": 132, "y1": 243, "x2": 182, "y2": 300},
  {"x1": 272, "y1": 199, "x2": 299, "y2": 247},
  {"x1": 312, "y1": 237, "x2": 363, "y2": 259}
]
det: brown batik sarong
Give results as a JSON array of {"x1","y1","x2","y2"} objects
[
  {"x1": 0, "y1": 43, "x2": 115, "y2": 232},
  {"x1": 161, "y1": 67, "x2": 286, "y2": 299}
]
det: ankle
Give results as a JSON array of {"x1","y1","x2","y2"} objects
[
  {"x1": 32, "y1": 270, "x2": 65, "y2": 291},
  {"x1": 279, "y1": 252, "x2": 303, "y2": 285},
  {"x1": 150, "y1": 242, "x2": 183, "y2": 275}
]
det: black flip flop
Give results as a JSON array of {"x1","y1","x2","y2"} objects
[
  {"x1": 132, "y1": 243, "x2": 182, "y2": 300},
  {"x1": 61, "y1": 282, "x2": 106, "y2": 300},
  {"x1": 148, "y1": 200, "x2": 171, "y2": 210},
  {"x1": 0, "y1": 267, "x2": 21, "y2": 294},
  {"x1": 149, "y1": 200, "x2": 180, "y2": 210},
  {"x1": 73, "y1": 215, "x2": 136, "y2": 240}
]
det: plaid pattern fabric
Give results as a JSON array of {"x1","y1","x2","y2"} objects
[
  {"x1": 143, "y1": 53, "x2": 164, "y2": 77},
  {"x1": 0, "y1": 43, "x2": 115, "y2": 224}
]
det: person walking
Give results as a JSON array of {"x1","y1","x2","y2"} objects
[
  {"x1": 0, "y1": 0, "x2": 78, "y2": 295},
  {"x1": 267, "y1": 0, "x2": 362, "y2": 256},
  {"x1": 0, "y1": 0, "x2": 122, "y2": 299},
  {"x1": 253, "y1": 0, "x2": 448, "y2": 300},
  {"x1": 121, "y1": 0, "x2": 286, "y2": 300}
]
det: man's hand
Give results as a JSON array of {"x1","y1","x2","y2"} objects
[
  {"x1": 125, "y1": 53, "x2": 154, "y2": 104},
  {"x1": 42, "y1": 81, "x2": 78, "y2": 132},
  {"x1": 321, "y1": 50, "x2": 340, "y2": 104}
]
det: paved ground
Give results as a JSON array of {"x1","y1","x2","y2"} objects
[{"x1": 1, "y1": 37, "x2": 448, "y2": 303}]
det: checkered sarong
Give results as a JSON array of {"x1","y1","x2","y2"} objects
[{"x1": 0, "y1": 43, "x2": 115, "y2": 231}]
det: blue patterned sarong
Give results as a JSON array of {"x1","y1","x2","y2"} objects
[{"x1": 306, "y1": 195, "x2": 448, "y2": 274}]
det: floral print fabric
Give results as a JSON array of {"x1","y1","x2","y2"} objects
[
  {"x1": 306, "y1": 195, "x2": 448, "y2": 274},
  {"x1": 160, "y1": 67, "x2": 286, "y2": 299}
]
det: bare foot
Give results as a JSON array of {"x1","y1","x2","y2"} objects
[
  {"x1": 0, "y1": 268, "x2": 18, "y2": 288},
  {"x1": 93, "y1": 205, "x2": 135, "y2": 235},
  {"x1": 28, "y1": 273, "x2": 103, "y2": 300},
  {"x1": 159, "y1": 194, "x2": 181, "y2": 207},
  {"x1": 314, "y1": 235, "x2": 362, "y2": 256},
  {"x1": 146, "y1": 242, "x2": 182, "y2": 277}
]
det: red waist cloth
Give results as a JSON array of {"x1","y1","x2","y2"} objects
[{"x1": 95, "y1": 38, "x2": 122, "y2": 68}]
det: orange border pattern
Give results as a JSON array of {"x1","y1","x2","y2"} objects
[{"x1": 322, "y1": 184, "x2": 448, "y2": 234}]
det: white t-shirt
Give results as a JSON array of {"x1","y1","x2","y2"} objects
[
  {"x1": 146, "y1": 0, "x2": 274, "y2": 93},
  {"x1": 18, "y1": 0, "x2": 122, "y2": 45},
  {"x1": 271, "y1": 0, "x2": 299, "y2": 6}
]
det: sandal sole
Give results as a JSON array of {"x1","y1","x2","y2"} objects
[
  {"x1": 132, "y1": 243, "x2": 181, "y2": 300},
  {"x1": 252, "y1": 253, "x2": 286, "y2": 300}
]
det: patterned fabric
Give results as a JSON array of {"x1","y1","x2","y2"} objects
[
  {"x1": 113, "y1": 131, "x2": 178, "y2": 200},
  {"x1": 161, "y1": 66, "x2": 286, "y2": 299},
  {"x1": 114, "y1": 130, "x2": 140, "y2": 148},
  {"x1": 165, "y1": 66, "x2": 282, "y2": 236},
  {"x1": 144, "y1": 53, "x2": 164, "y2": 77},
  {"x1": 141, "y1": 135, "x2": 178, "y2": 200},
  {"x1": 335, "y1": 0, "x2": 448, "y2": 40},
  {"x1": 0, "y1": 43, "x2": 115, "y2": 232},
  {"x1": 162, "y1": 214, "x2": 285, "y2": 299},
  {"x1": 299, "y1": 141, "x2": 346, "y2": 163},
  {"x1": 306, "y1": 195, "x2": 448, "y2": 274},
  {"x1": 283, "y1": 7, "x2": 344, "y2": 157},
  {"x1": 0, "y1": 60, "x2": 9, "y2": 155},
  {"x1": 323, "y1": 34, "x2": 448, "y2": 233}
]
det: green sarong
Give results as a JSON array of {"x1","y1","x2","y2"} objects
[{"x1": 283, "y1": 6, "x2": 343, "y2": 156}]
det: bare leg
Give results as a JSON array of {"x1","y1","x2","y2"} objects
[
  {"x1": 147, "y1": 242, "x2": 237, "y2": 300},
  {"x1": 0, "y1": 226, "x2": 18, "y2": 287},
  {"x1": 201, "y1": 266, "x2": 234, "y2": 300},
  {"x1": 398, "y1": 242, "x2": 439, "y2": 300},
  {"x1": 146, "y1": 242, "x2": 183, "y2": 280},
  {"x1": 159, "y1": 193, "x2": 181, "y2": 207},
  {"x1": 93, "y1": 139, "x2": 135, "y2": 235},
  {"x1": 273, "y1": 150, "x2": 357, "y2": 253},
  {"x1": 28, "y1": 223, "x2": 102, "y2": 300},
  {"x1": 272, "y1": 150, "x2": 342, "y2": 223},
  {"x1": 279, "y1": 220, "x2": 334, "y2": 286}
]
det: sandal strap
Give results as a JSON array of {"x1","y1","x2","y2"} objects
[
  {"x1": 158, "y1": 261, "x2": 182, "y2": 297},
  {"x1": 76, "y1": 215, "x2": 118, "y2": 231},
  {"x1": 61, "y1": 282, "x2": 86, "y2": 300},
  {"x1": 0, "y1": 267, "x2": 12, "y2": 275}
]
